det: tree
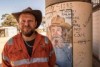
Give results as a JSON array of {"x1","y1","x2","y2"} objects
[{"x1": 1, "y1": 14, "x2": 17, "y2": 27}]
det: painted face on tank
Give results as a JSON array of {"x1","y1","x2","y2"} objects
[
  {"x1": 50, "y1": 26, "x2": 63, "y2": 37},
  {"x1": 50, "y1": 26, "x2": 65, "y2": 48}
]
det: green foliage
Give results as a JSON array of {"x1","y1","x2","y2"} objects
[{"x1": 1, "y1": 14, "x2": 17, "y2": 27}]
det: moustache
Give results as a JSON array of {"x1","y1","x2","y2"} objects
[
  {"x1": 24, "y1": 26, "x2": 31, "y2": 28},
  {"x1": 51, "y1": 36, "x2": 62, "y2": 39}
]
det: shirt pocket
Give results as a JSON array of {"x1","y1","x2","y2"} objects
[
  {"x1": 8, "y1": 48, "x2": 24, "y2": 61},
  {"x1": 35, "y1": 45, "x2": 49, "y2": 57}
]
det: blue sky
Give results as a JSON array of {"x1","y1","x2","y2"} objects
[{"x1": 0, "y1": 0, "x2": 45, "y2": 25}]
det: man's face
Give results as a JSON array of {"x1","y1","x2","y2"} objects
[
  {"x1": 50, "y1": 26, "x2": 65, "y2": 48},
  {"x1": 18, "y1": 13, "x2": 37, "y2": 37},
  {"x1": 50, "y1": 26, "x2": 62, "y2": 37}
]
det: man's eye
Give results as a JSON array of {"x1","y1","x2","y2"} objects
[
  {"x1": 28, "y1": 20, "x2": 33, "y2": 23},
  {"x1": 19, "y1": 20, "x2": 25, "y2": 23}
]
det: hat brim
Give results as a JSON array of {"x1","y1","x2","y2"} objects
[
  {"x1": 12, "y1": 10, "x2": 42, "y2": 29},
  {"x1": 49, "y1": 23, "x2": 71, "y2": 30}
]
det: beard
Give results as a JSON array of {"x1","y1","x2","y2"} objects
[
  {"x1": 51, "y1": 35, "x2": 65, "y2": 48},
  {"x1": 20, "y1": 27, "x2": 35, "y2": 37},
  {"x1": 22, "y1": 30, "x2": 34, "y2": 37}
]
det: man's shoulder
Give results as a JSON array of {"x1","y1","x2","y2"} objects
[
  {"x1": 6, "y1": 33, "x2": 20, "y2": 46},
  {"x1": 37, "y1": 33, "x2": 50, "y2": 44}
]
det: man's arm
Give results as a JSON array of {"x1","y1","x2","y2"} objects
[
  {"x1": 2, "y1": 46, "x2": 11, "y2": 67},
  {"x1": 44, "y1": 36, "x2": 56, "y2": 67},
  {"x1": 48, "y1": 48, "x2": 56, "y2": 67},
  {"x1": 2, "y1": 38, "x2": 13, "y2": 67},
  {"x1": 47, "y1": 38, "x2": 56, "y2": 67}
]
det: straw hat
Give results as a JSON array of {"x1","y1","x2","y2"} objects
[{"x1": 49, "y1": 15, "x2": 71, "y2": 30}]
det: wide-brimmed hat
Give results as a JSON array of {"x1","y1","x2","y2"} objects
[
  {"x1": 12, "y1": 7, "x2": 42, "y2": 28},
  {"x1": 49, "y1": 15, "x2": 71, "y2": 30}
]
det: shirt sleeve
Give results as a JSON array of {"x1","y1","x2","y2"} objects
[
  {"x1": 44, "y1": 36, "x2": 56, "y2": 67},
  {"x1": 48, "y1": 42, "x2": 56, "y2": 67},
  {"x1": 2, "y1": 38, "x2": 13, "y2": 67}
]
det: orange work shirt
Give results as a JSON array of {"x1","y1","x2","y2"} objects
[{"x1": 2, "y1": 33, "x2": 56, "y2": 67}]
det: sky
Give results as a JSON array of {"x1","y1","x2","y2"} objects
[{"x1": 0, "y1": 0, "x2": 45, "y2": 25}]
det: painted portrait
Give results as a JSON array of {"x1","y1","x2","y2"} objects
[{"x1": 48, "y1": 15, "x2": 72, "y2": 67}]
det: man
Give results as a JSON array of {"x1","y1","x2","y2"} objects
[
  {"x1": 49, "y1": 15, "x2": 72, "y2": 67},
  {"x1": 2, "y1": 7, "x2": 56, "y2": 67}
]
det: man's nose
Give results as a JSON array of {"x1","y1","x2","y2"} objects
[
  {"x1": 24, "y1": 21, "x2": 29, "y2": 26},
  {"x1": 54, "y1": 31, "x2": 58, "y2": 35}
]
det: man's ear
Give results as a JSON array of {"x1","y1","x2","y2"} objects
[
  {"x1": 17, "y1": 22, "x2": 20, "y2": 28},
  {"x1": 16, "y1": 22, "x2": 21, "y2": 32}
]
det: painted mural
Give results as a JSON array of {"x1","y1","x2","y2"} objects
[
  {"x1": 46, "y1": 5, "x2": 72, "y2": 67},
  {"x1": 46, "y1": 1, "x2": 92, "y2": 67}
]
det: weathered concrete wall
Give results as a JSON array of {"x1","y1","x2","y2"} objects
[{"x1": 45, "y1": 0, "x2": 91, "y2": 7}]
